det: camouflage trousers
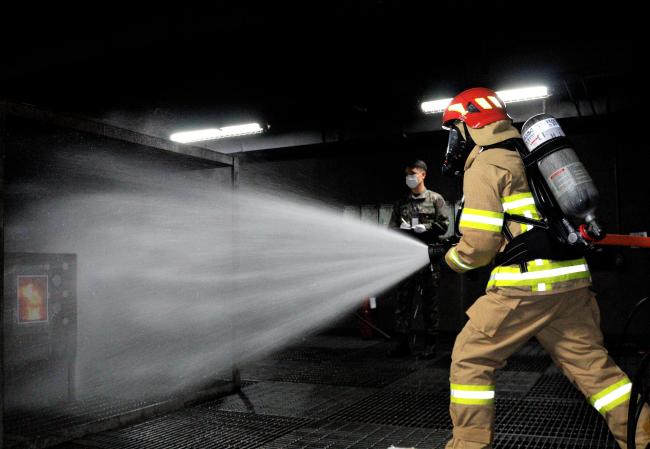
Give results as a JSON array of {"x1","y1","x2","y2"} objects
[{"x1": 394, "y1": 264, "x2": 440, "y2": 334}]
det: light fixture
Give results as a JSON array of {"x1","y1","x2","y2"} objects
[
  {"x1": 170, "y1": 123, "x2": 264, "y2": 143},
  {"x1": 421, "y1": 85, "x2": 549, "y2": 114}
]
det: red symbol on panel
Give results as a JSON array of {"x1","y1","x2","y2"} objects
[{"x1": 17, "y1": 276, "x2": 48, "y2": 323}]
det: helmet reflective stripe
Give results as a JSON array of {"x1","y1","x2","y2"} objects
[
  {"x1": 474, "y1": 97, "x2": 493, "y2": 109},
  {"x1": 488, "y1": 96, "x2": 503, "y2": 108},
  {"x1": 590, "y1": 378, "x2": 632, "y2": 415},
  {"x1": 488, "y1": 258, "x2": 591, "y2": 288},
  {"x1": 450, "y1": 383, "x2": 495, "y2": 405},
  {"x1": 447, "y1": 103, "x2": 467, "y2": 116},
  {"x1": 459, "y1": 208, "x2": 504, "y2": 233}
]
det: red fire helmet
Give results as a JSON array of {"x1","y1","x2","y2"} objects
[{"x1": 442, "y1": 87, "x2": 510, "y2": 129}]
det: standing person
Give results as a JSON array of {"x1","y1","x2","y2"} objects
[
  {"x1": 388, "y1": 160, "x2": 449, "y2": 358},
  {"x1": 438, "y1": 87, "x2": 650, "y2": 449}
]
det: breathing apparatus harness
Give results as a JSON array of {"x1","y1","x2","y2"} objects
[{"x1": 479, "y1": 137, "x2": 598, "y2": 272}]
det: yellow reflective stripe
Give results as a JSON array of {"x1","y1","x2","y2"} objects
[
  {"x1": 506, "y1": 204, "x2": 540, "y2": 215},
  {"x1": 447, "y1": 103, "x2": 467, "y2": 115},
  {"x1": 448, "y1": 248, "x2": 473, "y2": 272},
  {"x1": 526, "y1": 258, "x2": 587, "y2": 272},
  {"x1": 488, "y1": 96, "x2": 503, "y2": 109},
  {"x1": 590, "y1": 378, "x2": 631, "y2": 403},
  {"x1": 451, "y1": 384, "x2": 495, "y2": 391},
  {"x1": 501, "y1": 192, "x2": 536, "y2": 212},
  {"x1": 532, "y1": 282, "x2": 552, "y2": 292},
  {"x1": 487, "y1": 271, "x2": 590, "y2": 288},
  {"x1": 459, "y1": 208, "x2": 504, "y2": 233},
  {"x1": 518, "y1": 210, "x2": 534, "y2": 233},
  {"x1": 502, "y1": 192, "x2": 534, "y2": 203},
  {"x1": 590, "y1": 378, "x2": 632, "y2": 414},
  {"x1": 462, "y1": 208, "x2": 504, "y2": 219},
  {"x1": 460, "y1": 222, "x2": 502, "y2": 232},
  {"x1": 492, "y1": 259, "x2": 588, "y2": 278},
  {"x1": 475, "y1": 97, "x2": 493, "y2": 109},
  {"x1": 450, "y1": 384, "x2": 495, "y2": 406},
  {"x1": 599, "y1": 393, "x2": 631, "y2": 414},
  {"x1": 451, "y1": 397, "x2": 495, "y2": 405},
  {"x1": 488, "y1": 259, "x2": 590, "y2": 288}
]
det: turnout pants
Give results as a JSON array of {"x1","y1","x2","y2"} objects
[{"x1": 445, "y1": 287, "x2": 650, "y2": 449}]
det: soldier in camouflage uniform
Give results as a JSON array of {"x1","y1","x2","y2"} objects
[{"x1": 388, "y1": 160, "x2": 449, "y2": 358}]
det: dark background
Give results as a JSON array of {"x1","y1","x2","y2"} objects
[{"x1": 3, "y1": 2, "x2": 649, "y2": 338}]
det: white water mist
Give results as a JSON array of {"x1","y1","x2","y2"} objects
[{"x1": 5, "y1": 161, "x2": 430, "y2": 404}]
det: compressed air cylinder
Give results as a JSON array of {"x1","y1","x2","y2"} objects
[{"x1": 521, "y1": 114, "x2": 600, "y2": 227}]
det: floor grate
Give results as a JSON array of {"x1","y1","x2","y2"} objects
[
  {"x1": 203, "y1": 381, "x2": 377, "y2": 419},
  {"x1": 65, "y1": 409, "x2": 311, "y2": 449},
  {"x1": 493, "y1": 432, "x2": 617, "y2": 449},
  {"x1": 261, "y1": 421, "x2": 451, "y2": 449},
  {"x1": 526, "y1": 372, "x2": 585, "y2": 401},
  {"x1": 264, "y1": 346, "x2": 357, "y2": 363},
  {"x1": 496, "y1": 397, "x2": 616, "y2": 445},
  {"x1": 328, "y1": 389, "x2": 517, "y2": 430},
  {"x1": 4, "y1": 396, "x2": 151, "y2": 438},
  {"x1": 384, "y1": 368, "x2": 450, "y2": 392},
  {"x1": 495, "y1": 371, "x2": 543, "y2": 397},
  {"x1": 237, "y1": 360, "x2": 415, "y2": 388}
]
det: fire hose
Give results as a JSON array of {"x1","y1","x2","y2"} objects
[{"x1": 591, "y1": 234, "x2": 650, "y2": 248}]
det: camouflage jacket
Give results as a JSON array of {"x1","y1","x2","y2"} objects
[{"x1": 389, "y1": 189, "x2": 449, "y2": 244}]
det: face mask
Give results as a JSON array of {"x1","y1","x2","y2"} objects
[
  {"x1": 405, "y1": 174, "x2": 420, "y2": 189},
  {"x1": 441, "y1": 122, "x2": 475, "y2": 177}
]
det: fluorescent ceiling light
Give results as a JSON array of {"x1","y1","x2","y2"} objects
[
  {"x1": 421, "y1": 85, "x2": 549, "y2": 114},
  {"x1": 170, "y1": 123, "x2": 264, "y2": 143}
]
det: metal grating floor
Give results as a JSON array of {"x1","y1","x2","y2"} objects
[
  {"x1": 496, "y1": 398, "x2": 617, "y2": 446},
  {"x1": 327, "y1": 389, "x2": 517, "y2": 430},
  {"x1": 236, "y1": 359, "x2": 417, "y2": 388},
  {"x1": 526, "y1": 372, "x2": 585, "y2": 400},
  {"x1": 47, "y1": 336, "x2": 620, "y2": 449},
  {"x1": 384, "y1": 367, "x2": 450, "y2": 392},
  {"x1": 4, "y1": 395, "x2": 150, "y2": 437},
  {"x1": 326, "y1": 390, "x2": 454, "y2": 429},
  {"x1": 62, "y1": 410, "x2": 312, "y2": 449},
  {"x1": 264, "y1": 346, "x2": 358, "y2": 363},
  {"x1": 203, "y1": 381, "x2": 377, "y2": 419},
  {"x1": 492, "y1": 433, "x2": 617, "y2": 449},
  {"x1": 261, "y1": 421, "x2": 451, "y2": 449},
  {"x1": 495, "y1": 370, "x2": 543, "y2": 397}
]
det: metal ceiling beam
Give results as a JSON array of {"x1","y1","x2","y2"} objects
[{"x1": 0, "y1": 101, "x2": 235, "y2": 167}]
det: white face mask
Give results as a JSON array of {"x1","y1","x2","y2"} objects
[{"x1": 405, "y1": 174, "x2": 420, "y2": 189}]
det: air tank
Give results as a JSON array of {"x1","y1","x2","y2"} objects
[{"x1": 521, "y1": 114, "x2": 603, "y2": 239}]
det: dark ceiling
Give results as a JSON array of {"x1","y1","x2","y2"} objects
[{"x1": 2, "y1": 1, "x2": 643, "y2": 143}]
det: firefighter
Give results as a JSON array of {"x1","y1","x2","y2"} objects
[
  {"x1": 388, "y1": 160, "x2": 449, "y2": 358},
  {"x1": 438, "y1": 87, "x2": 650, "y2": 449}
]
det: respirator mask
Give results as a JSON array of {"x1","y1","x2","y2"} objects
[{"x1": 441, "y1": 121, "x2": 475, "y2": 177}]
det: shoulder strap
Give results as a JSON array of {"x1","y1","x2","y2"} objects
[{"x1": 480, "y1": 138, "x2": 522, "y2": 153}]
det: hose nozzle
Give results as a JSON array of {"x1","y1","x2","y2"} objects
[{"x1": 428, "y1": 243, "x2": 447, "y2": 264}]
